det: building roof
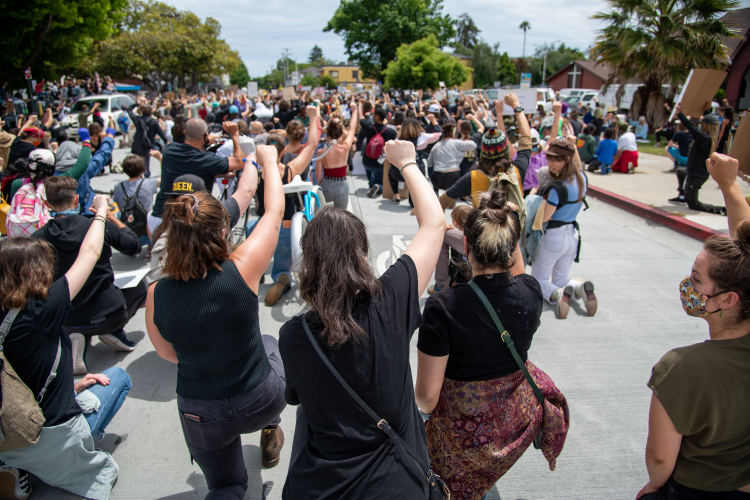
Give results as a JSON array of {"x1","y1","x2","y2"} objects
[
  {"x1": 720, "y1": 8, "x2": 750, "y2": 60},
  {"x1": 544, "y1": 59, "x2": 613, "y2": 84}
]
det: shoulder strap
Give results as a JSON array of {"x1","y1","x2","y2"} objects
[
  {"x1": 133, "y1": 178, "x2": 145, "y2": 198},
  {"x1": 301, "y1": 315, "x2": 436, "y2": 487},
  {"x1": 1, "y1": 308, "x2": 61, "y2": 403},
  {"x1": 467, "y1": 280, "x2": 545, "y2": 449}
]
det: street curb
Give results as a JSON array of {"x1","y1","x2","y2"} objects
[{"x1": 586, "y1": 185, "x2": 726, "y2": 241}]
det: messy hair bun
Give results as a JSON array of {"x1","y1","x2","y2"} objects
[
  {"x1": 326, "y1": 120, "x2": 343, "y2": 141},
  {"x1": 464, "y1": 190, "x2": 520, "y2": 273},
  {"x1": 704, "y1": 219, "x2": 750, "y2": 324}
]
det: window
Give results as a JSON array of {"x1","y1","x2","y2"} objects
[
  {"x1": 330, "y1": 70, "x2": 339, "y2": 79},
  {"x1": 69, "y1": 98, "x2": 109, "y2": 113},
  {"x1": 352, "y1": 70, "x2": 359, "y2": 80}
]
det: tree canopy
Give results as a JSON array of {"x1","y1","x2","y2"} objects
[
  {"x1": 309, "y1": 45, "x2": 324, "y2": 63},
  {"x1": 455, "y1": 14, "x2": 481, "y2": 49},
  {"x1": 515, "y1": 43, "x2": 586, "y2": 86},
  {"x1": 591, "y1": 0, "x2": 739, "y2": 127},
  {"x1": 324, "y1": 0, "x2": 455, "y2": 80},
  {"x1": 1, "y1": 0, "x2": 127, "y2": 90},
  {"x1": 230, "y1": 61, "x2": 251, "y2": 87},
  {"x1": 382, "y1": 35, "x2": 469, "y2": 89},
  {"x1": 472, "y1": 43, "x2": 517, "y2": 88},
  {"x1": 93, "y1": 0, "x2": 240, "y2": 92}
]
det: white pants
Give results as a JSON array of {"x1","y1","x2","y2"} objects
[
  {"x1": 147, "y1": 211, "x2": 162, "y2": 235},
  {"x1": 531, "y1": 224, "x2": 580, "y2": 303}
]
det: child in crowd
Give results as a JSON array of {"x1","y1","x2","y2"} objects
[
  {"x1": 428, "y1": 205, "x2": 472, "y2": 295},
  {"x1": 589, "y1": 128, "x2": 618, "y2": 175},
  {"x1": 112, "y1": 155, "x2": 160, "y2": 247}
]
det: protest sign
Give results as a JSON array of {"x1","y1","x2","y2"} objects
[
  {"x1": 669, "y1": 69, "x2": 726, "y2": 121},
  {"x1": 165, "y1": 92, "x2": 175, "y2": 100},
  {"x1": 729, "y1": 113, "x2": 750, "y2": 175},
  {"x1": 282, "y1": 86, "x2": 296, "y2": 100},
  {"x1": 439, "y1": 81, "x2": 445, "y2": 88},
  {"x1": 301, "y1": 86, "x2": 312, "y2": 92},
  {"x1": 226, "y1": 84, "x2": 239, "y2": 95},
  {"x1": 178, "y1": 88, "x2": 187, "y2": 95},
  {"x1": 435, "y1": 91, "x2": 445, "y2": 101},
  {"x1": 495, "y1": 89, "x2": 538, "y2": 115},
  {"x1": 247, "y1": 82, "x2": 258, "y2": 98},
  {"x1": 337, "y1": 85, "x2": 346, "y2": 94}
]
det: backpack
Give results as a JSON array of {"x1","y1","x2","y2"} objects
[
  {"x1": 118, "y1": 178, "x2": 149, "y2": 237},
  {"x1": 0, "y1": 309, "x2": 61, "y2": 452},
  {"x1": 488, "y1": 166, "x2": 527, "y2": 232},
  {"x1": 138, "y1": 116, "x2": 152, "y2": 150},
  {"x1": 6, "y1": 180, "x2": 50, "y2": 237},
  {"x1": 365, "y1": 127, "x2": 385, "y2": 160}
]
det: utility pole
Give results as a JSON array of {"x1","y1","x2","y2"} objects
[
  {"x1": 282, "y1": 48, "x2": 292, "y2": 87},
  {"x1": 542, "y1": 54, "x2": 547, "y2": 84}
]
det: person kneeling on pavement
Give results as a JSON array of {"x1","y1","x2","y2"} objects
[
  {"x1": 0, "y1": 194, "x2": 131, "y2": 500},
  {"x1": 33, "y1": 177, "x2": 146, "y2": 375}
]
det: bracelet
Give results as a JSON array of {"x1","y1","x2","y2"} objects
[
  {"x1": 400, "y1": 161, "x2": 417, "y2": 172},
  {"x1": 94, "y1": 215, "x2": 106, "y2": 224}
]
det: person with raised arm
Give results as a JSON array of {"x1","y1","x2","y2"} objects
[
  {"x1": 279, "y1": 139, "x2": 445, "y2": 500},
  {"x1": 317, "y1": 101, "x2": 357, "y2": 209},
  {"x1": 146, "y1": 145, "x2": 287, "y2": 500}
]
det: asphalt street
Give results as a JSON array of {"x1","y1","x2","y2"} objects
[{"x1": 29, "y1": 145, "x2": 711, "y2": 500}]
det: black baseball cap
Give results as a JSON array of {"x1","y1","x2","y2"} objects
[{"x1": 165, "y1": 174, "x2": 206, "y2": 196}]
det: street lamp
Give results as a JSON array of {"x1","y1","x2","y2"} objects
[{"x1": 160, "y1": 12, "x2": 181, "y2": 34}]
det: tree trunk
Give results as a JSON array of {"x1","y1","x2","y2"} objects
[
  {"x1": 1, "y1": 14, "x2": 52, "y2": 89},
  {"x1": 630, "y1": 79, "x2": 663, "y2": 131}
]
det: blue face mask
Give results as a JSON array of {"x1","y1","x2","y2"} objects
[{"x1": 50, "y1": 204, "x2": 81, "y2": 218}]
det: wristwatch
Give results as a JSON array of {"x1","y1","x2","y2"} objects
[{"x1": 514, "y1": 105, "x2": 524, "y2": 114}]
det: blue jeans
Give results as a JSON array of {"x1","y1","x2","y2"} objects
[
  {"x1": 244, "y1": 218, "x2": 293, "y2": 285},
  {"x1": 364, "y1": 165, "x2": 383, "y2": 192},
  {"x1": 668, "y1": 147, "x2": 688, "y2": 166},
  {"x1": 601, "y1": 163, "x2": 611, "y2": 175},
  {"x1": 139, "y1": 234, "x2": 151, "y2": 246},
  {"x1": 84, "y1": 367, "x2": 132, "y2": 441}
]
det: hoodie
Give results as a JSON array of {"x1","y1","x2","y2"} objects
[
  {"x1": 576, "y1": 132, "x2": 597, "y2": 163},
  {"x1": 54, "y1": 141, "x2": 82, "y2": 172},
  {"x1": 32, "y1": 215, "x2": 141, "y2": 326}
]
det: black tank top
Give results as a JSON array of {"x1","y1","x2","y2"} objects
[{"x1": 256, "y1": 162, "x2": 301, "y2": 221}]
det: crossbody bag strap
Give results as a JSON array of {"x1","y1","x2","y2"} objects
[
  {"x1": 467, "y1": 280, "x2": 545, "y2": 449},
  {"x1": 301, "y1": 315, "x2": 435, "y2": 486},
  {"x1": 0, "y1": 308, "x2": 20, "y2": 348}
]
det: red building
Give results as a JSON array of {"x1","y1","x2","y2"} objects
[
  {"x1": 723, "y1": 8, "x2": 750, "y2": 110},
  {"x1": 544, "y1": 60, "x2": 613, "y2": 92}
]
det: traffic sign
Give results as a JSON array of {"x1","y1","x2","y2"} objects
[{"x1": 24, "y1": 68, "x2": 32, "y2": 80}]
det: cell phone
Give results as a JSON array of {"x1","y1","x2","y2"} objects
[{"x1": 182, "y1": 413, "x2": 201, "y2": 423}]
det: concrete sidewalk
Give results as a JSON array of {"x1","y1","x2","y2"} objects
[
  {"x1": 26, "y1": 144, "x2": 717, "y2": 500},
  {"x1": 585, "y1": 152, "x2": 750, "y2": 233}
]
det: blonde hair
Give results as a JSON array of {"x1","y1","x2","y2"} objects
[
  {"x1": 701, "y1": 122, "x2": 719, "y2": 156},
  {"x1": 464, "y1": 190, "x2": 520, "y2": 273}
]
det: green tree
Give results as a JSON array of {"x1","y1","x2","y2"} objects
[
  {"x1": 591, "y1": 0, "x2": 739, "y2": 128},
  {"x1": 309, "y1": 45, "x2": 324, "y2": 63},
  {"x1": 519, "y1": 21, "x2": 531, "y2": 58},
  {"x1": 324, "y1": 0, "x2": 455, "y2": 80},
  {"x1": 383, "y1": 35, "x2": 469, "y2": 89},
  {"x1": 230, "y1": 61, "x2": 251, "y2": 86},
  {"x1": 455, "y1": 14, "x2": 481, "y2": 49},
  {"x1": 300, "y1": 73, "x2": 319, "y2": 87},
  {"x1": 1, "y1": 0, "x2": 127, "y2": 90},
  {"x1": 471, "y1": 42, "x2": 518, "y2": 88},
  {"x1": 320, "y1": 74, "x2": 338, "y2": 89}
]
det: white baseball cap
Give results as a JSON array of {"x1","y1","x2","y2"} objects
[
  {"x1": 428, "y1": 104, "x2": 441, "y2": 113},
  {"x1": 28, "y1": 149, "x2": 56, "y2": 170}
]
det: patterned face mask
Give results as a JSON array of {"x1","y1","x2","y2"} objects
[{"x1": 680, "y1": 276, "x2": 723, "y2": 318}]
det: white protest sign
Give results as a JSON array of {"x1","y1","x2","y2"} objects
[
  {"x1": 435, "y1": 91, "x2": 445, "y2": 101},
  {"x1": 439, "y1": 81, "x2": 445, "y2": 88},
  {"x1": 301, "y1": 86, "x2": 312, "y2": 92},
  {"x1": 337, "y1": 85, "x2": 346, "y2": 93},
  {"x1": 495, "y1": 89, "x2": 538, "y2": 115},
  {"x1": 247, "y1": 81, "x2": 258, "y2": 98}
]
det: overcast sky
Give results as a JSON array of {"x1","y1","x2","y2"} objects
[{"x1": 170, "y1": 0, "x2": 750, "y2": 79}]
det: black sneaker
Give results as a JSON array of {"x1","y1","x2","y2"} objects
[
  {"x1": 668, "y1": 196, "x2": 686, "y2": 204},
  {"x1": 99, "y1": 330, "x2": 136, "y2": 352},
  {"x1": 366, "y1": 186, "x2": 378, "y2": 198}
]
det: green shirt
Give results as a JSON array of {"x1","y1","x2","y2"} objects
[{"x1": 649, "y1": 333, "x2": 750, "y2": 491}]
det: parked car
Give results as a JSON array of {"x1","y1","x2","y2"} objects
[{"x1": 63, "y1": 94, "x2": 136, "y2": 138}]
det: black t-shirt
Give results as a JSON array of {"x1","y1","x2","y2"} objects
[
  {"x1": 418, "y1": 273, "x2": 543, "y2": 381},
  {"x1": 671, "y1": 131, "x2": 693, "y2": 157},
  {"x1": 569, "y1": 118, "x2": 582, "y2": 136},
  {"x1": 591, "y1": 118, "x2": 604, "y2": 137},
  {"x1": 279, "y1": 255, "x2": 429, "y2": 499},
  {"x1": 2, "y1": 278, "x2": 81, "y2": 427},
  {"x1": 8, "y1": 137, "x2": 36, "y2": 165},
  {"x1": 153, "y1": 143, "x2": 229, "y2": 217},
  {"x1": 359, "y1": 120, "x2": 398, "y2": 169}
]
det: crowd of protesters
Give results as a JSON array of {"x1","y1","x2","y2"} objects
[{"x1": 0, "y1": 80, "x2": 749, "y2": 500}]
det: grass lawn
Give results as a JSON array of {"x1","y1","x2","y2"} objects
[{"x1": 636, "y1": 133, "x2": 668, "y2": 157}]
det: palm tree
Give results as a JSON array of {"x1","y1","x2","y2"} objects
[
  {"x1": 591, "y1": 0, "x2": 739, "y2": 128},
  {"x1": 519, "y1": 21, "x2": 531, "y2": 58}
]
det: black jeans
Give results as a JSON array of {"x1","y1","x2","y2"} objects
[
  {"x1": 388, "y1": 164, "x2": 405, "y2": 197},
  {"x1": 63, "y1": 279, "x2": 148, "y2": 337},
  {"x1": 641, "y1": 477, "x2": 750, "y2": 500},
  {"x1": 655, "y1": 129, "x2": 674, "y2": 144},
  {"x1": 431, "y1": 170, "x2": 461, "y2": 194},
  {"x1": 676, "y1": 169, "x2": 726, "y2": 214},
  {"x1": 176, "y1": 335, "x2": 287, "y2": 500}
]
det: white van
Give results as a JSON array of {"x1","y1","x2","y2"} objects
[{"x1": 559, "y1": 88, "x2": 598, "y2": 99}]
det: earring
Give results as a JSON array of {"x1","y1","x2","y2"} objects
[{"x1": 720, "y1": 310, "x2": 723, "y2": 318}]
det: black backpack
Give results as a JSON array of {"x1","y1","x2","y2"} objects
[
  {"x1": 138, "y1": 117, "x2": 152, "y2": 150},
  {"x1": 118, "y1": 179, "x2": 148, "y2": 237}
]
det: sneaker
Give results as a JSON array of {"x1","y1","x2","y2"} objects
[
  {"x1": 261, "y1": 426, "x2": 285, "y2": 468},
  {"x1": 366, "y1": 186, "x2": 378, "y2": 198},
  {"x1": 627, "y1": 162, "x2": 634, "y2": 174},
  {"x1": 550, "y1": 286, "x2": 574, "y2": 319},
  {"x1": 0, "y1": 467, "x2": 31, "y2": 500},
  {"x1": 391, "y1": 196, "x2": 401, "y2": 205},
  {"x1": 668, "y1": 196, "x2": 686, "y2": 204},
  {"x1": 70, "y1": 333, "x2": 87, "y2": 375},
  {"x1": 99, "y1": 330, "x2": 136, "y2": 352},
  {"x1": 574, "y1": 281, "x2": 598, "y2": 317},
  {"x1": 428, "y1": 283, "x2": 448, "y2": 295},
  {"x1": 265, "y1": 273, "x2": 291, "y2": 306}
]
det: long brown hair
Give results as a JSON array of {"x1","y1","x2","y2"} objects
[
  {"x1": 547, "y1": 140, "x2": 585, "y2": 202},
  {"x1": 704, "y1": 219, "x2": 750, "y2": 324},
  {"x1": 0, "y1": 238, "x2": 55, "y2": 310},
  {"x1": 398, "y1": 118, "x2": 424, "y2": 141},
  {"x1": 299, "y1": 206, "x2": 382, "y2": 347},
  {"x1": 163, "y1": 192, "x2": 230, "y2": 280}
]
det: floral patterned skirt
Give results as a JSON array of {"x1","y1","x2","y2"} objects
[{"x1": 425, "y1": 361, "x2": 570, "y2": 500}]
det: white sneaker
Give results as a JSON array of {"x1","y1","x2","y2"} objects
[
  {"x1": 550, "y1": 286, "x2": 574, "y2": 319},
  {"x1": 69, "y1": 333, "x2": 87, "y2": 375},
  {"x1": 574, "y1": 281, "x2": 598, "y2": 316},
  {"x1": 0, "y1": 466, "x2": 31, "y2": 500}
]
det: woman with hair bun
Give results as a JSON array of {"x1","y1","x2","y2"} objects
[
  {"x1": 531, "y1": 138, "x2": 597, "y2": 320},
  {"x1": 637, "y1": 153, "x2": 750, "y2": 499},
  {"x1": 145, "y1": 145, "x2": 289, "y2": 499},
  {"x1": 416, "y1": 189, "x2": 569, "y2": 499},
  {"x1": 316, "y1": 101, "x2": 357, "y2": 209}
]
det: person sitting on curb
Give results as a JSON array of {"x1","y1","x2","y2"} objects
[
  {"x1": 0, "y1": 195, "x2": 128, "y2": 500},
  {"x1": 33, "y1": 177, "x2": 145, "y2": 375}
]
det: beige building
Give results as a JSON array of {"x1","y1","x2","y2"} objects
[{"x1": 320, "y1": 65, "x2": 378, "y2": 91}]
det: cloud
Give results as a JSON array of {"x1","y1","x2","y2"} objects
[{"x1": 169, "y1": 0, "x2": 750, "y2": 77}]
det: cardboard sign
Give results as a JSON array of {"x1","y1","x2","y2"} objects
[
  {"x1": 165, "y1": 92, "x2": 175, "y2": 100},
  {"x1": 495, "y1": 89, "x2": 538, "y2": 115},
  {"x1": 729, "y1": 113, "x2": 750, "y2": 175},
  {"x1": 417, "y1": 90, "x2": 423, "y2": 100},
  {"x1": 247, "y1": 81, "x2": 258, "y2": 98},
  {"x1": 178, "y1": 88, "x2": 187, "y2": 95},
  {"x1": 226, "y1": 84, "x2": 239, "y2": 95},
  {"x1": 282, "y1": 86, "x2": 296, "y2": 100},
  {"x1": 669, "y1": 69, "x2": 726, "y2": 121}
]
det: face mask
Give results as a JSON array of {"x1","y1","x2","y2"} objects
[
  {"x1": 50, "y1": 204, "x2": 81, "y2": 218},
  {"x1": 679, "y1": 276, "x2": 724, "y2": 318}
]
